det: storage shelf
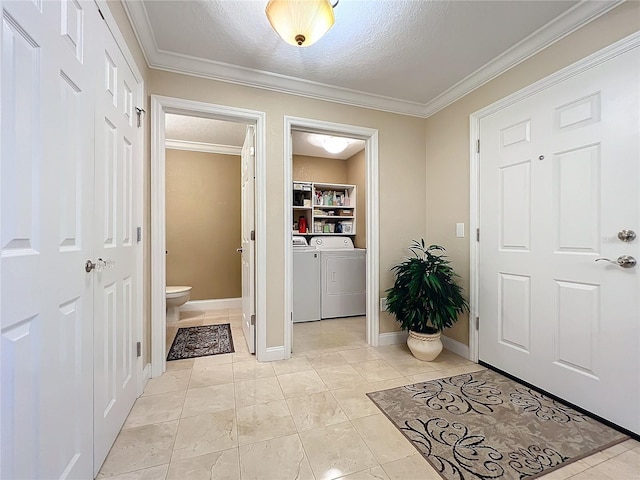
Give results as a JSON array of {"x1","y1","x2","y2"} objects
[
  {"x1": 293, "y1": 181, "x2": 356, "y2": 236},
  {"x1": 312, "y1": 204, "x2": 353, "y2": 209}
]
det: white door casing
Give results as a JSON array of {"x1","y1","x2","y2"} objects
[
  {"x1": 92, "y1": 16, "x2": 140, "y2": 473},
  {"x1": 283, "y1": 117, "x2": 380, "y2": 358},
  {"x1": 241, "y1": 125, "x2": 256, "y2": 353},
  {"x1": 150, "y1": 96, "x2": 267, "y2": 372},
  {"x1": 476, "y1": 42, "x2": 639, "y2": 434}
]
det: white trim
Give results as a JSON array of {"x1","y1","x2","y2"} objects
[
  {"x1": 181, "y1": 298, "x2": 242, "y2": 311},
  {"x1": 262, "y1": 346, "x2": 286, "y2": 362},
  {"x1": 378, "y1": 331, "x2": 408, "y2": 346},
  {"x1": 151, "y1": 95, "x2": 268, "y2": 377},
  {"x1": 423, "y1": 0, "x2": 622, "y2": 117},
  {"x1": 165, "y1": 139, "x2": 241, "y2": 156},
  {"x1": 468, "y1": 32, "x2": 640, "y2": 365},
  {"x1": 283, "y1": 117, "x2": 380, "y2": 359},
  {"x1": 441, "y1": 335, "x2": 471, "y2": 360},
  {"x1": 138, "y1": 363, "x2": 151, "y2": 396},
  {"x1": 123, "y1": 0, "x2": 618, "y2": 118}
]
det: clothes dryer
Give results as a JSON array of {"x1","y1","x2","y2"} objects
[{"x1": 309, "y1": 237, "x2": 366, "y2": 319}]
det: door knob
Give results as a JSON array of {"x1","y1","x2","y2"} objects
[
  {"x1": 618, "y1": 229, "x2": 636, "y2": 242},
  {"x1": 595, "y1": 255, "x2": 636, "y2": 268},
  {"x1": 85, "y1": 258, "x2": 115, "y2": 273}
]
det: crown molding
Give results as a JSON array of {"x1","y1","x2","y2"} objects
[
  {"x1": 165, "y1": 139, "x2": 241, "y2": 156},
  {"x1": 422, "y1": 0, "x2": 623, "y2": 117},
  {"x1": 123, "y1": 0, "x2": 622, "y2": 119}
]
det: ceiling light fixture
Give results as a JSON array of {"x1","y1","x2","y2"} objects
[
  {"x1": 322, "y1": 136, "x2": 350, "y2": 154},
  {"x1": 265, "y1": 0, "x2": 337, "y2": 47}
]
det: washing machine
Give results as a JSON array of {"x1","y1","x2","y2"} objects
[
  {"x1": 309, "y1": 236, "x2": 366, "y2": 319},
  {"x1": 292, "y1": 236, "x2": 321, "y2": 323}
]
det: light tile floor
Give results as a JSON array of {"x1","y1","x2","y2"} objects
[{"x1": 98, "y1": 310, "x2": 640, "y2": 480}]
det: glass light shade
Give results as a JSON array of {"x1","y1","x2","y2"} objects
[
  {"x1": 265, "y1": 0, "x2": 335, "y2": 47},
  {"x1": 322, "y1": 136, "x2": 350, "y2": 154}
]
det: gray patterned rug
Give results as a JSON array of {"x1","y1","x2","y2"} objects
[
  {"x1": 367, "y1": 369, "x2": 627, "y2": 480},
  {"x1": 167, "y1": 324, "x2": 234, "y2": 360}
]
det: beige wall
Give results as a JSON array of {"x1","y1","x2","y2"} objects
[
  {"x1": 149, "y1": 72, "x2": 427, "y2": 346},
  {"x1": 292, "y1": 155, "x2": 347, "y2": 184},
  {"x1": 424, "y1": 2, "x2": 640, "y2": 346},
  {"x1": 165, "y1": 150, "x2": 241, "y2": 300},
  {"x1": 346, "y1": 150, "x2": 366, "y2": 249}
]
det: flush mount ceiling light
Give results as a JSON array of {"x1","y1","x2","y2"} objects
[
  {"x1": 265, "y1": 0, "x2": 336, "y2": 47},
  {"x1": 322, "y1": 136, "x2": 350, "y2": 154}
]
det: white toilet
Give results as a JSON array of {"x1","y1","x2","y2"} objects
[{"x1": 166, "y1": 286, "x2": 192, "y2": 324}]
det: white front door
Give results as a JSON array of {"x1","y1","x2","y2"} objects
[
  {"x1": 241, "y1": 126, "x2": 256, "y2": 353},
  {"x1": 92, "y1": 17, "x2": 140, "y2": 473},
  {"x1": 478, "y1": 46, "x2": 639, "y2": 434},
  {"x1": 1, "y1": 1, "x2": 99, "y2": 477}
]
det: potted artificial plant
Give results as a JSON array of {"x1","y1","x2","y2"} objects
[{"x1": 386, "y1": 240, "x2": 469, "y2": 361}]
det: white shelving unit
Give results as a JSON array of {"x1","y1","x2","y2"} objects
[{"x1": 293, "y1": 182, "x2": 356, "y2": 236}]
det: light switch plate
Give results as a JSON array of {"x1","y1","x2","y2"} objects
[
  {"x1": 456, "y1": 223, "x2": 465, "y2": 238},
  {"x1": 380, "y1": 297, "x2": 388, "y2": 311}
]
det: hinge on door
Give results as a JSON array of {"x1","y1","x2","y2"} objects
[
  {"x1": 476, "y1": 228, "x2": 480, "y2": 242},
  {"x1": 136, "y1": 342, "x2": 141, "y2": 357},
  {"x1": 476, "y1": 139, "x2": 480, "y2": 153},
  {"x1": 97, "y1": 7, "x2": 105, "y2": 20},
  {"x1": 250, "y1": 146, "x2": 255, "y2": 156},
  {"x1": 250, "y1": 314, "x2": 256, "y2": 326},
  {"x1": 135, "y1": 107, "x2": 146, "y2": 128},
  {"x1": 475, "y1": 317, "x2": 479, "y2": 331},
  {"x1": 250, "y1": 230, "x2": 255, "y2": 241},
  {"x1": 136, "y1": 226, "x2": 142, "y2": 243}
]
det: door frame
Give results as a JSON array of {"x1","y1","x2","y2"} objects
[
  {"x1": 150, "y1": 95, "x2": 267, "y2": 376},
  {"x1": 283, "y1": 116, "x2": 380, "y2": 357},
  {"x1": 469, "y1": 32, "x2": 640, "y2": 363}
]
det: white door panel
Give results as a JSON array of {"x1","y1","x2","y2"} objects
[
  {"x1": 1, "y1": 1, "x2": 99, "y2": 477},
  {"x1": 93, "y1": 20, "x2": 139, "y2": 473},
  {"x1": 241, "y1": 126, "x2": 256, "y2": 353},
  {"x1": 479, "y1": 46, "x2": 639, "y2": 434}
]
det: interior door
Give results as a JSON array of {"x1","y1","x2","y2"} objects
[
  {"x1": 92, "y1": 16, "x2": 140, "y2": 473},
  {"x1": 478, "y1": 46, "x2": 639, "y2": 434},
  {"x1": 1, "y1": 1, "x2": 99, "y2": 477},
  {"x1": 241, "y1": 125, "x2": 256, "y2": 353}
]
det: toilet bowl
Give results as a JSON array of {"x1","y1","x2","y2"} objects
[{"x1": 166, "y1": 286, "x2": 192, "y2": 324}]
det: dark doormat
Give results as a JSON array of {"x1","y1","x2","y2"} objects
[
  {"x1": 367, "y1": 369, "x2": 628, "y2": 480},
  {"x1": 167, "y1": 324, "x2": 234, "y2": 361}
]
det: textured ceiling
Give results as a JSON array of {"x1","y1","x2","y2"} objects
[
  {"x1": 125, "y1": 1, "x2": 617, "y2": 116},
  {"x1": 165, "y1": 114, "x2": 364, "y2": 159}
]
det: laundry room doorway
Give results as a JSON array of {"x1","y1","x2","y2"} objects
[
  {"x1": 283, "y1": 117, "x2": 380, "y2": 357},
  {"x1": 150, "y1": 96, "x2": 267, "y2": 377}
]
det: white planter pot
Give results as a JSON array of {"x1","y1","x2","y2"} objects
[{"x1": 407, "y1": 330, "x2": 443, "y2": 362}]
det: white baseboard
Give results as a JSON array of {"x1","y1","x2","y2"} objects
[
  {"x1": 181, "y1": 298, "x2": 241, "y2": 311},
  {"x1": 138, "y1": 363, "x2": 151, "y2": 395},
  {"x1": 441, "y1": 335, "x2": 470, "y2": 359},
  {"x1": 378, "y1": 331, "x2": 408, "y2": 346},
  {"x1": 259, "y1": 346, "x2": 285, "y2": 362}
]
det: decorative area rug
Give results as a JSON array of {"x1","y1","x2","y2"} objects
[
  {"x1": 367, "y1": 369, "x2": 627, "y2": 480},
  {"x1": 167, "y1": 324, "x2": 234, "y2": 360}
]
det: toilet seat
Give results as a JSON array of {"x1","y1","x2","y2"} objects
[{"x1": 166, "y1": 286, "x2": 192, "y2": 298}]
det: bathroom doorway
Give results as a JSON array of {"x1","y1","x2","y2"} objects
[
  {"x1": 283, "y1": 117, "x2": 380, "y2": 357},
  {"x1": 150, "y1": 96, "x2": 267, "y2": 377},
  {"x1": 163, "y1": 114, "x2": 249, "y2": 353}
]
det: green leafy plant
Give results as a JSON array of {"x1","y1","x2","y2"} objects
[{"x1": 386, "y1": 240, "x2": 469, "y2": 334}]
